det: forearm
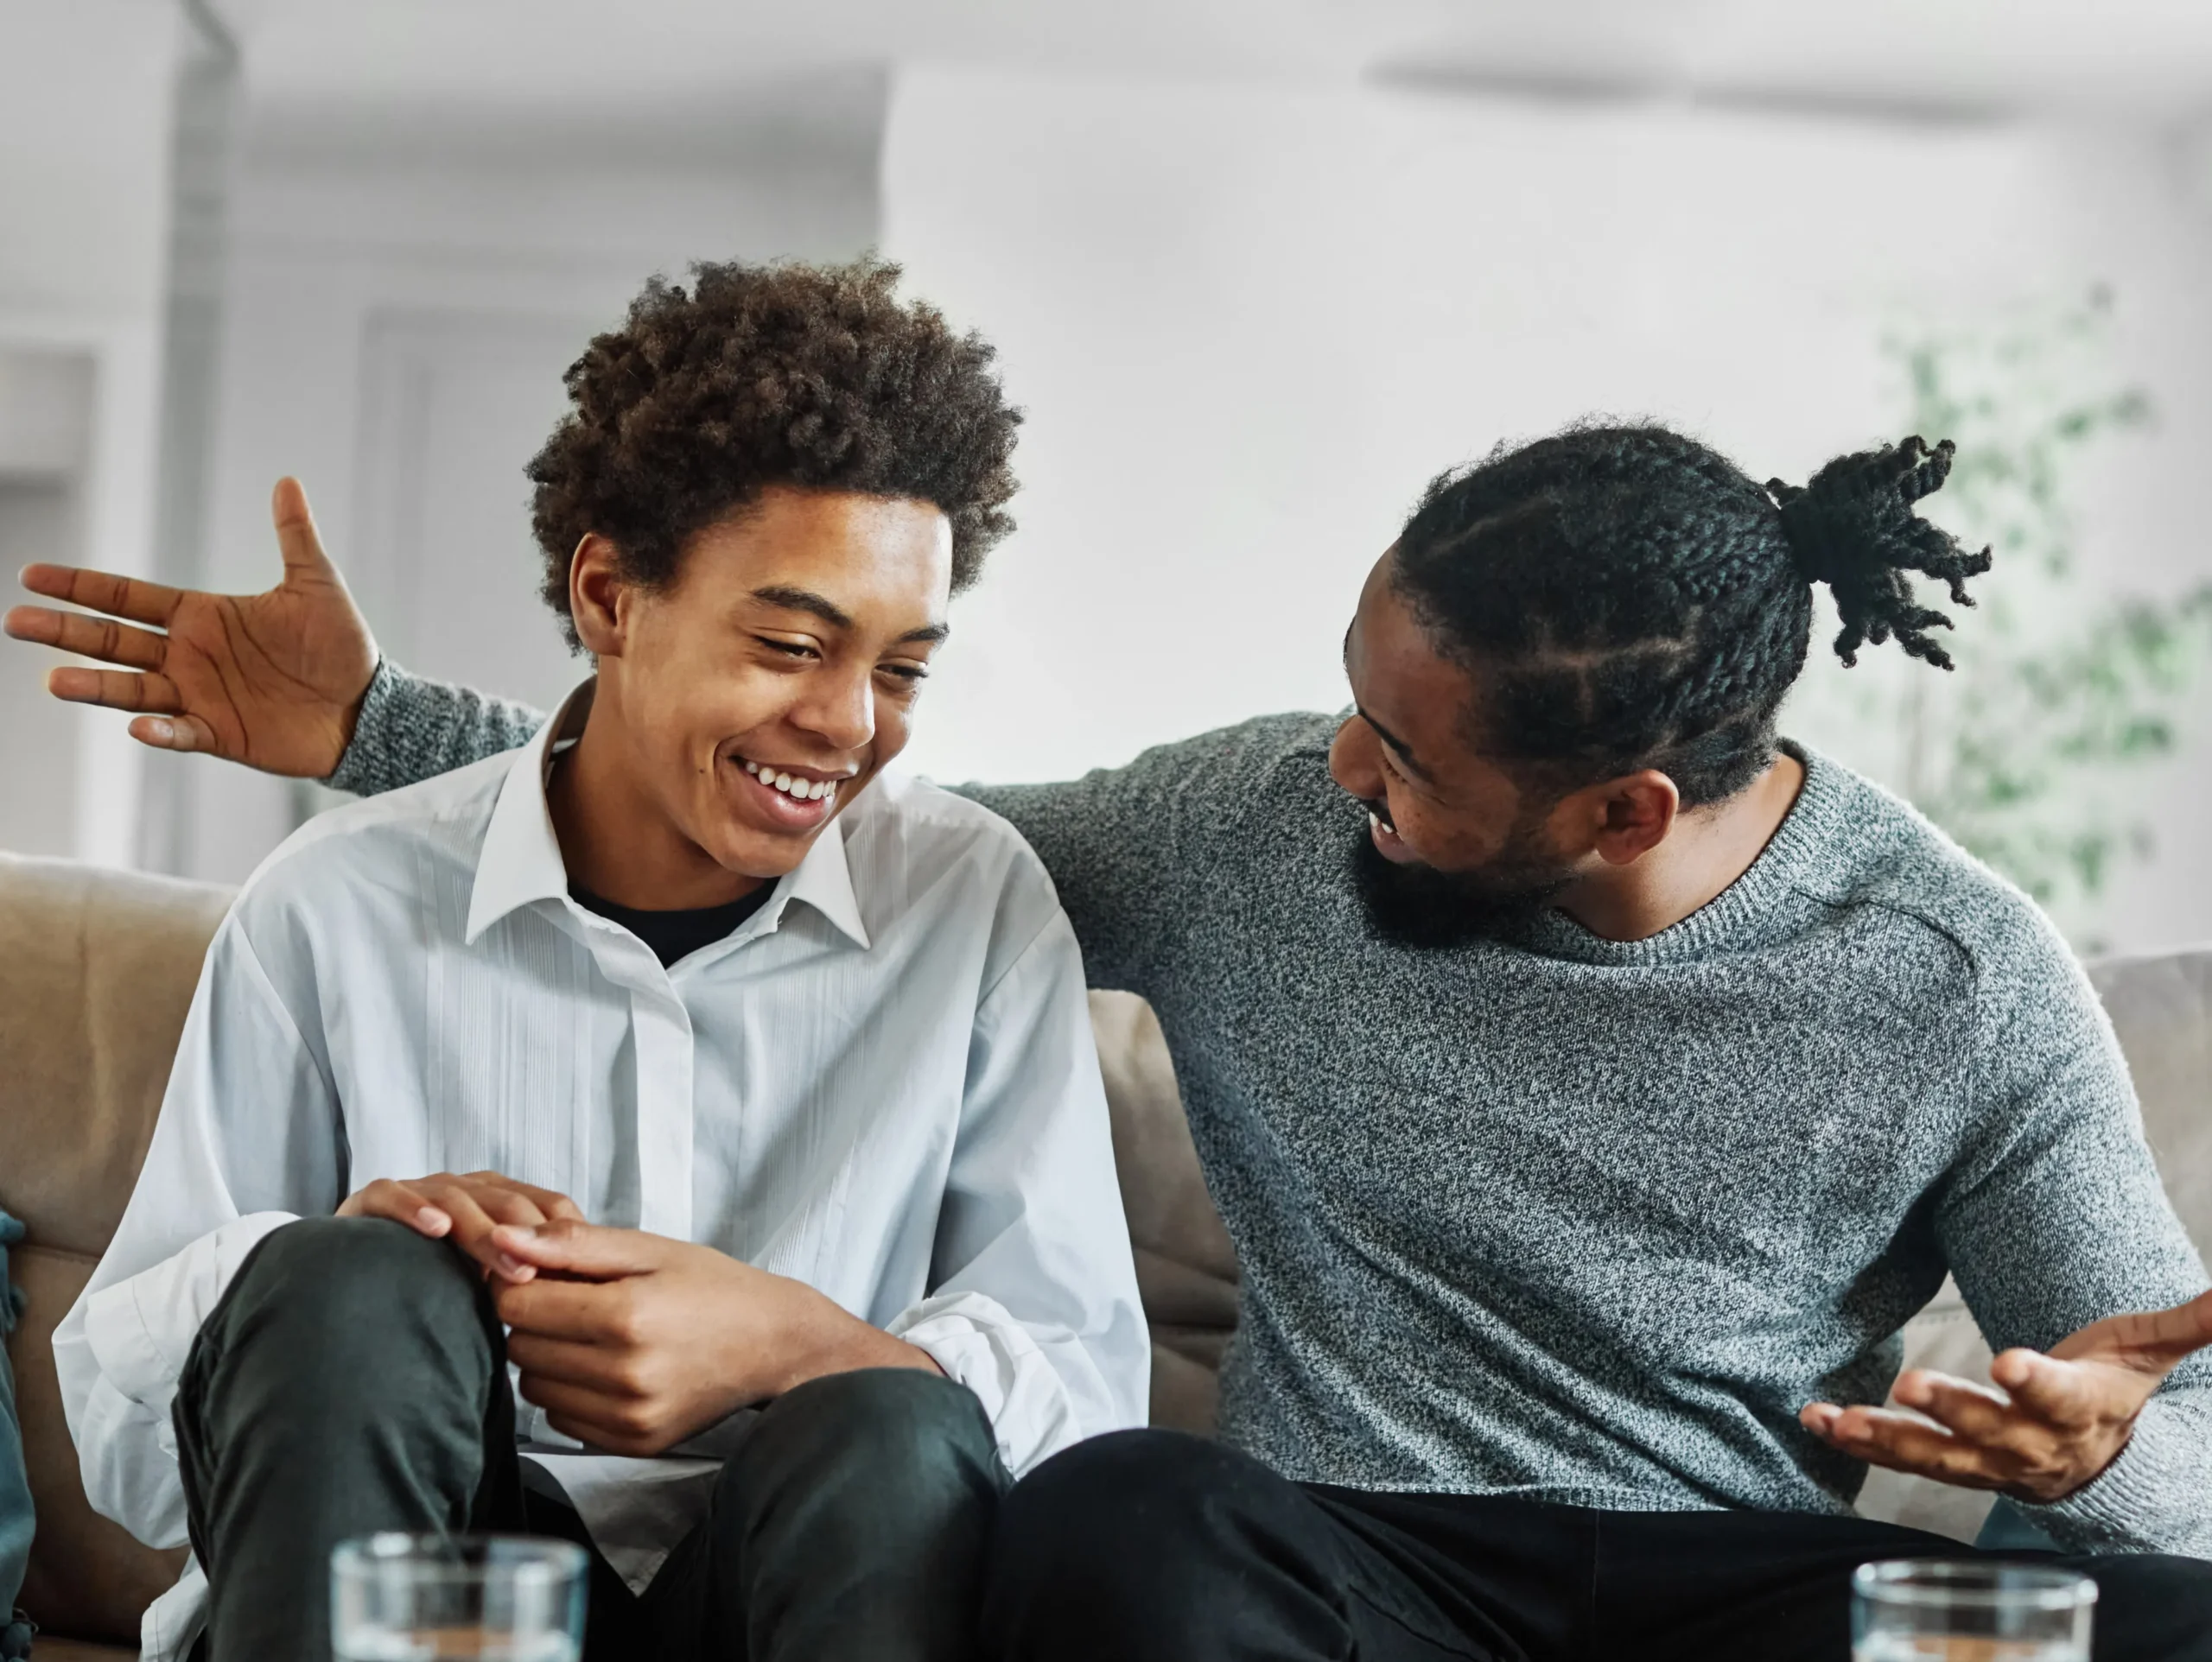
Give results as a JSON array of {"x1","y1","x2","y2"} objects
[{"x1": 324, "y1": 658, "x2": 547, "y2": 796}]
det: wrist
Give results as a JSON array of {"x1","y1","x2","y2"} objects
[{"x1": 766, "y1": 1281, "x2": 940, "y2": 1398}]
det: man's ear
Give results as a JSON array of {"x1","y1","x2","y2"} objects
[
  {"x1": 1585, "y1": 770, "x2": 1680, "y2": 866},
  {"x1": 569, "y1": 534, "x2": 627, "y2": 657}
]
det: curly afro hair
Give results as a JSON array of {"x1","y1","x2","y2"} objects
[{"x1": 527, "y1": 256, "x2": 1022, "y2": 647}]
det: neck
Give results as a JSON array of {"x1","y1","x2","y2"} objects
[
  {"x1": 548, "y1": 681, "x2": 764, "y2": 911},
  {"x1": 1553, "y1": 750, "x2": 1806, "y2": 943}
]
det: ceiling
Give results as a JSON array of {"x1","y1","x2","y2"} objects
[{"x1": 213, "y1": 0, "x2": 2212, "y2": 130}]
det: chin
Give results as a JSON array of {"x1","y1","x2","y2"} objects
[{"x1": 708, "y1": 825, "x2": 813, "y2": 882}]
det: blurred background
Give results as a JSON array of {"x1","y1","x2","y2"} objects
[{"x1": 3, "y1": 0, "x2": 2210, "y2": 952}]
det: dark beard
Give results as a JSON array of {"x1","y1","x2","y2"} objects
[{"x1": 1348, "y1": 824, "x2": 1572, "y2": 950}]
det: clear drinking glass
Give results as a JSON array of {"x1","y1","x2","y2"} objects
[
  {"x1": 1852, "y1": 1560, "x2": 2096, "y2": 1662},
  {"x1": 331, "y1": 1534, "x2": 588, "y2": 1661}
]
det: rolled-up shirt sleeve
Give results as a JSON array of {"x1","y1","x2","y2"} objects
[
  {"x1": 887, "y1": 908, "x2": 1150, "y2": 1475},
  {"x1": 54, "y1": 915, "x2": 340, "y2": 1547}
]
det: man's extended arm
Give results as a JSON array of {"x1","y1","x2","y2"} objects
[
  {"x1": 10, "y1": 490, "x2": 1278, "y2": 994},
  {"x1": 6, "y1": 477, "x2": 545, "y2": 785},
  {"x1": 1806, "y1": 912, "x2": 2212, "y2": 1554}
]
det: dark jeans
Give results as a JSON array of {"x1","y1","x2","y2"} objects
[
  {"x1": 982, "y1": 1430, "x2": 2212, "y2": 1662},
  {"x1": 173, "y1": 1217, "x2": 1008, "y2": 1662}
]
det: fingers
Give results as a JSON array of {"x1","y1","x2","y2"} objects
[
  {"x1": 270, "y1": 478, "x2": 341, "y2": 583},
  {"x1": 15, "y1": 563, "x2": 183, "y2": 627},
  {"x1": 493, "y1": 1219, "x2": 658, "y2": 1280},
  {"x1": 505, "y1": 1332, "x2": 626, "y2": 1392},
  {"x1": 4, "y1": 605, "x2": 168, "y2": 668},
  {"x1": 519, "y1": 1377, "x2": 659, "y2": 1457},
  {"x1": 1802, "y1": 1401, "x2": 2006, "y2": 1489},
  {"x1": 391, "y1": 1176, "x2": 544, "y2": 1282},
  {"x1": 128, "y1": 712, "x2": 219, "y2": 752},
  {"x1": 336, "y1": 1177, "x2": 454, "y2": 1238},
  {"x1": 1892, "y1": 1369, "x2": 2030, "y2": 1450},
  {"x1": 496, "y1": 1276, "x2": 636, "y2": 1344},
  {"x1": 1996, "y1": 1350, "x2": 2148, "y2": 1429},
  {"x1": 46, "y1": 664, "x2": 182, "y2": 714},
  {"x1": 461, "y1": 1172, "x2": 585, "y2": 1225}
]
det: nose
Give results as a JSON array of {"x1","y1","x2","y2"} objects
[
  {"x1": 789, "y1": 662, "x2": 875, "y2": 755},
  {"x1": 1327, "y1": 713, "x2": 1382, "y2": 802}
]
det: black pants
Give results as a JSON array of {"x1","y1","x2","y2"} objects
[
  {"x1": 982, "y1": 1430, "x2": 2212, "y2": 1662},
  {"x1": 173, "y1": 1216, "x2": 1008, "y2": 1662}
]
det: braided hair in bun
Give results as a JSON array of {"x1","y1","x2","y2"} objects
[
  {"x1": 1767, "y1": 436, "x2": 1993, "y2": 669},
  {"x1": 1390, "y1": 423, "x2": 1992, "y2": 807}
]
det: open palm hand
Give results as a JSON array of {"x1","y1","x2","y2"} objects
[
  {"x1": 5, "y1": 479, "x2": 378, "y2": 778},
  {"x1": 1803, "y1": 1287, "x2": 2212, "y2": 1502}
]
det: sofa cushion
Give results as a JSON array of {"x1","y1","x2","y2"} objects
[
  {"x1": 1091, "y1": 991, "x2": 1239, "y2": 1433},
  {"x1": 0, "y1": 855, "x2": 224, "y2": 1643}
]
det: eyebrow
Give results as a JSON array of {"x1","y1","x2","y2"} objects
[
  {"x1": 1341, "y1": 625, "x2": 1434, "y2": 783},
  {"x1": 751, "y1": 584, "x2": 950, "y2": 646},
  {"x1": 1357, "y1": 706, "x2": 1435, "y2": 783}
]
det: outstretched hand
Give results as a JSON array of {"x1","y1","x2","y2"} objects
[
  {"x1": 5, "y1": 477, "x2": 378, "y2": 777},
  {"x1": 1802, "y1": 1288, "x2": 2212, "y2": 1503}
]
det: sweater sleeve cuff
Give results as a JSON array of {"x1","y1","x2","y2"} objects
[
  {"x1": 323, "y1": 658, "x2": 404, "y2": 795},
  {"x1": 2019, "y1": 1399, "x2": 2212, "y2": 1557}
]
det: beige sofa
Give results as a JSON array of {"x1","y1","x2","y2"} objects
[{"x1": 0, "y1": 850, "x2": 2204, "y2": 1656}]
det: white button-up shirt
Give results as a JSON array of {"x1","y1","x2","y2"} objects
[{"x1": 55, "y1": 688, "x2": 1149, "y2": 1661}]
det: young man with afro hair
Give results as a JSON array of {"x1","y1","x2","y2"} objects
[{"x1": 44, "y1": 258, "x2": 1151, "y2": 1662}]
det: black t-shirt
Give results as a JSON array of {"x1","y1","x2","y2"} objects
[{"x1": 569, "y1": 880, "x2": 773, "y2": 968}]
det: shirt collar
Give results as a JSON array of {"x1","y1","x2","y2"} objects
[{"x1": 464, "y1": 679, "x2": 871, "y2": 952}]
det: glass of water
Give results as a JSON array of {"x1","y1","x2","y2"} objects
[
  {"x1": 331, "y1": 1534, "x2": 588, "y2": 1661},
  {"x1": 1853, "y1": 1560, "x2": 2096, "y2": 1661}
]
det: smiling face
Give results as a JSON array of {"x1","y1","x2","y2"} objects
[
  {"x1": 1327, "y1": 549, "x2": 1581, "y2": 937},
  {"x1": 565, "y1": 486, "x2": 952, "y2": 901}
]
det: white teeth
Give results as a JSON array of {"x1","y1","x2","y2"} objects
[{"x1": 741, "y1": 758, "x2": 841, "y2": 803}]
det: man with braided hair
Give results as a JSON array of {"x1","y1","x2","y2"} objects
[{"x1": 15, "y1": 416, "x2": 2212, "y2": 1657}]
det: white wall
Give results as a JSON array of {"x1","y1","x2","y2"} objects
[
  {"x1": 880, "y1": 67, "x2": 2212, "y2": 954},
  {"x1": 176, "y1": 83, "x2": 884, "y2": 880},
  {"x1": 0, "y1": 0, "x2": 180, "y2": 866}
]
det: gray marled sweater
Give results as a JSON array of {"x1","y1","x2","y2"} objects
[{"x1": 329, "y1": 664, "x2": 2212, "y2": 1557}]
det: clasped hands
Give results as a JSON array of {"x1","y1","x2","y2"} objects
[
  {"x1": 1802, "y1": 1288, "x2": 2212, "y2": 1505},
  {"x1": 337, "y1": 1170, "x2": 938, "y2": 1456}
]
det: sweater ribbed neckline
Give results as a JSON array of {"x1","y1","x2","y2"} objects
[{"x1": 1515, "y1": 741, "x2": 1844, "y2": 967}]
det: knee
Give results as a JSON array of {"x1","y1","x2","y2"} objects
[
  {"x1": 741, "y1": 1367, "x2": 999, "y2": 1503},
  {"x1": 990, "y1": 1430, "x2": 1251, "y2": 1605},
  {"x1": 217, "y1": 1217, "x2": 483, "y2": 1381}
]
